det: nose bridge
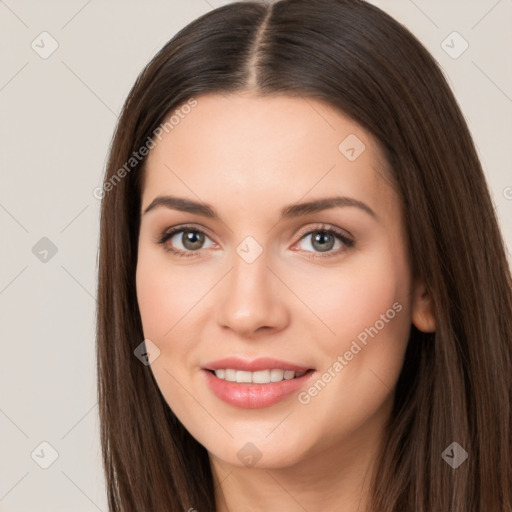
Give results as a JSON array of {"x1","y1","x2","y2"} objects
[
  {"x1": 215, "y1": 238, "x2": 288, "y2": 334},
  {"x1": 231, "y1": 242, "x2": 270, "y2": 295}
]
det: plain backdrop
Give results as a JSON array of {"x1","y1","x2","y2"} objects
[{"x1": 0, "y1": 1, "x2": 511, "y2": 510}]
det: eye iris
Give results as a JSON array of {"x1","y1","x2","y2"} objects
[
  {"x1": 312, "y1": 231, "x2": 335, "y2": 252},
  {"x1": 182, "y1": 230, "x2": 204, "y2": 250}
]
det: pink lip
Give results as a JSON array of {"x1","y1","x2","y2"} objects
[
  {"x1": 202, "y1": 367, "x2": 316, "y2": 409},
  {"x1": 202, "y1": 357, "x2": 313, "y2": 372}
]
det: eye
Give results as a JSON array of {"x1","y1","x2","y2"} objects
[
  {"x1": 292, "y1": 224, "x2": 354, "y2": 258},
  {"x1": 156, "y1": 223, "x2": 355, "y2": 259},
  {"x1": 156, "y1": 225, "x2": 215, "y2": 257}
]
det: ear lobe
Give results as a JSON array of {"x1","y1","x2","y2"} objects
[{"x1": 411, "y1": 280, "x2": 436, "y2": 333}]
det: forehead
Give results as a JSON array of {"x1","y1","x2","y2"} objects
[{"x1": 141, "y1": 92, "x2": 395, "y2": 219}]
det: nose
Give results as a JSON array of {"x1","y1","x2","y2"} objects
[{"x1": 215, "y1": 249, "x2": 290, "y2": 337}]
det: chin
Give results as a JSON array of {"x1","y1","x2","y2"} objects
[{"x1": 208, "y1": 437, "x2": 309, "y2": 470}]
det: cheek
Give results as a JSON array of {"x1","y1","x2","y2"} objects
[
  {"x1": 303, "y1": 251, "x2": 410, "y2": 345},
  {"x1": 291, "y1": 254, "x2": 412, "y2": 436},
  {"x1": 135, "y1": 247, "x2": 206, "y2": 339},
  {"x1": 297, "y1": 247, "x2": 413, "y2": 407},
  {"x1": 135, "y1": 251, "x2": 199, "y2": 409},
  {"x1": 135, "y1": 257, "x2": 169, "y2": 339}
]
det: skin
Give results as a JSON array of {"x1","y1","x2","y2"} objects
[{"x1": 136, "y1": 91, "x2": 436, "y2": 512}]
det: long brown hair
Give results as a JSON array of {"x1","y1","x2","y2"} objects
[{"x1": 96, "y1": 1, "x2": 512, "y2": 510}]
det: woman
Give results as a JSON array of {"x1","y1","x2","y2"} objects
[{"x1": 96, "y1": 0, "x2": 512, "y2": 510}]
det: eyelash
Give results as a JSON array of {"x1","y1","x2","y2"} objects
[{"x1": 156, "y1": 223, "x2": 355, "y2": 259}]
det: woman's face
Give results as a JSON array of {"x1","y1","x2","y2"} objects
[{"x1": 136, "y1": 92, "x2": 434, "y2": 471}]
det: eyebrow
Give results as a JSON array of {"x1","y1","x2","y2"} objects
[{"x1": 143, "y1": 194, "x2": 378, "y2": 221}]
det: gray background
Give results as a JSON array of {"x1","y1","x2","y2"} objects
[{"x1": 0, "y1": 0, "x2": 511, "y2": 510}]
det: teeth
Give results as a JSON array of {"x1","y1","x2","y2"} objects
[
  {"x1": 270, "y1": 369, "x2": 284, "y2": 382},
  {"x1": 225, "y1": 369, "x2": 236, "y2": 381},
  {"x1": 213, "y1": 368, "x2": 307, "y2": 383},
  {"x1": 236, "y1": 370, "x2": 252, "y2": 383}
]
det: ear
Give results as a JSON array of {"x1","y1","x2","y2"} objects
[{"x1": 411, "y1": 280, "x2": 436, "y2": 332}]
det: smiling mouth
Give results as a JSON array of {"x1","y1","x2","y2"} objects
[
  {"x1": 203, "y1": 367, "x2": 316, "y2": 408},
  {"x1": 205, "y1": 368, "x2": 315, "y2": 384}
]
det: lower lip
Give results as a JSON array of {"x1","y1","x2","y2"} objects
[{"x1": 203, "y1": 369, "x2": 315, "y2": 409}]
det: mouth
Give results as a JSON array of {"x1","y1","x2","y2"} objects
[
  {"x1": 203, "y1": 356, "x2": 314, "y2": 374},
  {"x1": 202, "y1": 363, "x2": 316, "y2": 409},
  {"x1": 204, "y1": 368, "x2": 314, "y2": 384}
]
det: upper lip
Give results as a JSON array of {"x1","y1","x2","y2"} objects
[{"x1": 203, "y1": 357, "x2": 313, "y2": 372}]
